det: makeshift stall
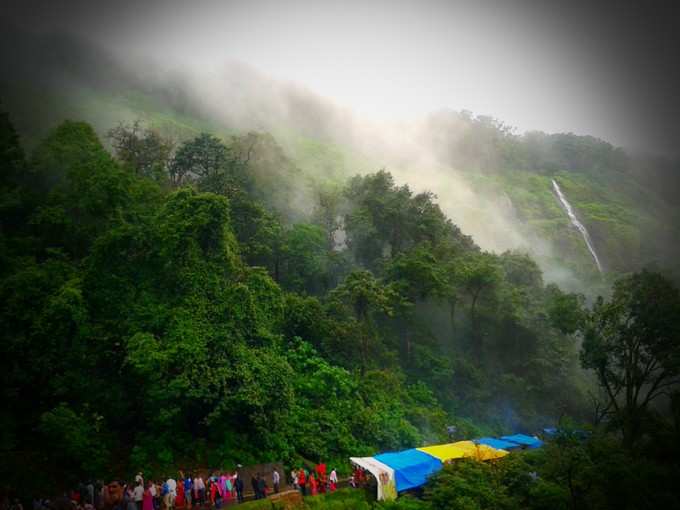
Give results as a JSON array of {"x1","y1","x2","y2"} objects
[
  {"x1": 374, "y1": 449, "x2": 442, "y2": 492},
  {"x1": 418, "y1": 441, "x2": 508, "y2": 462},
  {"x1": 417, "y1": 442, "x2": 470, "y2": 461},
  {"x1": 476, "y1": 437, "x2": 522, "y2": 451},
  {"x1": 501, "y1": 434, "x2": 544, "y2": 449},
  {"x1": 349, "y1": 456, "x2": 397, "y2": 501},
  {"x1": 348, "y1": 432, "x2": 540, "y2": 500}
]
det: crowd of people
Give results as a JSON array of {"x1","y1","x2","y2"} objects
[
  {"x1": 101, "y1": 471, "x2": 259, "y2": 510},
  {"x1": 3, "y1": 465, "x2": 351, "y2": 510},
  {"x1": 6, "y1": 470, "x2": 259, "y2": 510},
  {"x1": 289, "y1": 466, "x2": 339, "y2": 497}
]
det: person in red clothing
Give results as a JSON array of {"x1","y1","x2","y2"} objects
[
  {"x1": 315, "y1": 464, "x2": 326, "y2": 494},
  {"x1": 209, "y1": 479, "x2": 217, "y2": 506},
  {"x1": 309, "y1": 473, "x2": 317, "y2": 496},
  {"x1": 318, "y1": 473, "x2": 326, "y2": 494},
  {"x1": 297, "y1": 469, "x2": 306, "y2": 496},
  {"x1": 174, "y1": 482, "x2": 185, "y2": 510}
]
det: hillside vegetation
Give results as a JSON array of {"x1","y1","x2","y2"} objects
[
  {"x1": 3, "y1": 76, "x2": 678, "y2": 287},
  {"x1": 1, "y1": 111, "x2": 592, "y2": 486},
  {"x1": 2, "y1": 30, "x2": 680, "y2": 510}
]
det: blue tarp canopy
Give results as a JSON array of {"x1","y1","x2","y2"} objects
[
  {"x1": 374, "y1": 448, "x2": 443, "y2": 492},
  {"x1": 501, "y1": 434, "x2": 543, "y2": 449},
  {"x1": 476, "y1": 437, "x2": 521, "y2": 450}
]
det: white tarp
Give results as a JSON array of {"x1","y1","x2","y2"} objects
[{"x1": 349, "y1": 456, "x2": 397, "y2": 501}]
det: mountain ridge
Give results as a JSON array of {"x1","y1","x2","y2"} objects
[{"x1": 2, "y1": 28, "x2": 678, "y2": 291}]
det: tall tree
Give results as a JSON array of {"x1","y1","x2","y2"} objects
[
  {"x1": 29, "y1": 121, "x2": 137, "y2": 259},
  {"x1": 327, "y1": 270, "x2": 397, "y2": 375},
  {"x1": 460, "y1": 253, "x2": 501, "y2": 361},
  {"x1": 107, "y1": 120, "x2": 175, "y2": 181},
  {"x1": 0, "y1": 107, "x2": 27, "y2": 256},
  {"x1": 0, "y1": 107, "x2": 25, "y2": 187},
  {"x1": 386, "y1": 244, "x2": 447, "y2": 361},
  {"x1": 169, "y1": 133, "x2": 230, "y2": 186},
  {"x1": 280, "y1": 223, "x2": 329, "y2": 295},
  {"x1": 312, "y1": 186, "x2": 343, "y2": 251},
  {"x1": 580, "y1": 271, "x2": 680, "y2": 448}
]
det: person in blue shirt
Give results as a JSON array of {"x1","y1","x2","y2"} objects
[
  {"x1": 183, "y1": 477, "x2": 192, "y2": 509},
  {"x1": 161, "y1": 482, "x2": 170, "y2": 510}
]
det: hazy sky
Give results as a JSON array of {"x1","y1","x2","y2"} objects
[{"x1": 3, "y1": 0, "x2": 680, "y2": 155}]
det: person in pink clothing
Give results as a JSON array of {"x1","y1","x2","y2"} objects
[
  {"x1": 329, "y1": 469, "x2": 338, "y2": 492},
  {"x1": 217, "y1": 475, "x2": 225, "y2": 500},
  {"x1": 142, "y1": 483, "x2": 154, "y2": 510}
]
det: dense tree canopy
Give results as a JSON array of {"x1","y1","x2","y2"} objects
[{"x1": 1, "y1": 112, "x2": 678, "y2": 508}]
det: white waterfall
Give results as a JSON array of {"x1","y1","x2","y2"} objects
[{"x1": 551, "y1": 179, "x2": 603, "y2": 273}]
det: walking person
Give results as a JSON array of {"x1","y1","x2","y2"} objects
[
  {"x1": 153, "y1": 482, "x2": 161, "y2": 510},
  {"x1": 272, "y1": 469, "x2": 280, "y2": 494},
  {"x1": 234, "y1": 475, "x2": 244, "y2": 504},
  {"x1": 183, "y1": 476, "x2": 191, "y2": 510},
  {"x1": 126, "y1": 485, "x2": 137, "y2": 510},
  {"x1": 194, "y1": 476, "x2": 204, "y2": 506},
  {"x1": 297, "y1": 469, "x2": 306, "y2": 497},
  {"x1": 213, "y1": 480, "x2": 222, "y2": 510},
  {"x1": 191, "y1": 477, "x2": 198, "y2": 506},
  {"x1": 309, "y1": 473, "x2": 317, "y2": 496},
  {"x1": 209, "y1": 478, "x2": 218, "y2": 507},
  {"x1": 175, "y1": 481, "x2": 185, "y2": 510},
  {"x1": 329, "y1": 469, "x2": 338, "y2": 492},
  {"x1": 133, "y1": 481, "x2": 144, "y2": 510},
  {"x1": 87, "y1": 482, "x2": 95, "y2": 506},
  {"x1": 223, "y1": 474, "x2": 232, "y2": 503},
  {"x1": 142, "y1": 483, "x2": 153, "y2": 510},
  {"x1": 257, "y1": 475, "x2": 267, "y2": 500},
  {"x1": 161, "y1": 481, "x2": 170, "y2": 510},
  {"x1": 166, "y1": 478, "x2": 176, "y2": 510}
]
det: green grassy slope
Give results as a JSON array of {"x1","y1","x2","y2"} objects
[
  {"x1": 3, "y1": 84, "x2": 676, "y2": 284},
  {"x1": 3, "y1": 83, "x2": 377, "y2": 188},
  {"x1": 464, "y1": 171, "x2": 597, "y2": 275},
  {"x1": 462, "y1": 164, "x2": 677, "y2": 280}
]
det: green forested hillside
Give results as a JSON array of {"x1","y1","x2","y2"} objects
[
  {"x1": 421, "y1": 113, "x2": 680, "y2": 282},
  {"x1": 2, "y1": 31, "x2": 680, "y2": 509},
  {"x1": 1, "y1": 110, "x2": 593, "y2": 488},
  {"x1": 4, "y1": 77, "x2": 678, "y2": 289},
  {"x1": 3, "y1": 13, "x2": 680, "y2": 510},
  {"x1": 3, "y1": 23, "x2": 679, "y2": 291},
  {"x1": 3, "y1": 102, "x2": 680, "y2": 510}
]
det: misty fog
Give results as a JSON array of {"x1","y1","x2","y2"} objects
[{"x1": 2, "y1": 1, "x2": 679, "y2": 294}]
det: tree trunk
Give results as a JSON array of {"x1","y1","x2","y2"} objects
[
  {"x1": 470, "y1": 289, "x2": 482, "y2": 362},
  {"x1": 360, "y1": 333, "x2": 367, "y2": 377},
  {"x1": 273, "y1": 256, "x2": 281, "y2": 283},
  {"x1": 360, "y1": 314, "x2": 371, "y2": 378},
  {"x1": 449, "y1": 295, "x2": 457, "y2": 337},
  {"x1": 405, "y1": 333, "x2": 411, "y2": 364},
  {"x1": 622, "y1": 408, "x2": 641, "y2": 450}
]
